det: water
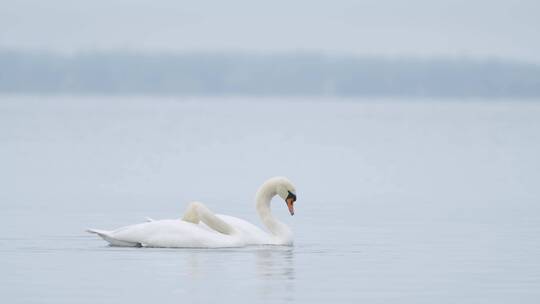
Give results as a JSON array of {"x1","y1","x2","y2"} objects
[{"x1": 1, "y1": 96, "x2": 539, "y2": 303}]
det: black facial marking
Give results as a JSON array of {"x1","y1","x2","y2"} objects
[{"x1": 286, "y1": 191, "x2": 296, "y2": 202}]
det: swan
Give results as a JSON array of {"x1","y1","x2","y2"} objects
[{"x1": 87, "y1": 177, "x2": 297, "y2": 248}]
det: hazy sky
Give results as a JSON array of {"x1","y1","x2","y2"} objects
[{"x1": 1, "y1": 0, "x2": 539, "y2": 62}]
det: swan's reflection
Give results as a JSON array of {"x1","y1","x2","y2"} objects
[
  {"x1": 182, "y1": 247, "x2": 296, "y2": 302},
  {"x1": 255, "y1": 246, "x2": 295, "y2": 279},
  {"x1": 255, "y1": 246, "x2": 296, "y2": 302}
]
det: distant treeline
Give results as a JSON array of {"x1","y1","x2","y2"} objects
[{"x1": 1, "y1": 50, "x2": 539, "y2": 97}]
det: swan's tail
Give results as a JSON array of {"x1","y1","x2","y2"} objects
[
  {"x1": 86, "y1": 228, "x2": 109, "y2": 236},
  {"x1": 86, "y1": 228, "x2": 141, "y2": 247}
]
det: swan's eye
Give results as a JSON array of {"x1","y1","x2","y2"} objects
[{"x1": 286, "y1": 191, "x2": 296, "y2": 203}]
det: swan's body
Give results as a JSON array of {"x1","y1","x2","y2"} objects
[{"x1": 87, "y1": 177, "x2": 296, "y2": 248}]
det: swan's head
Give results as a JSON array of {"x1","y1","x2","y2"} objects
[{"x1": 273, "y1": 177, "x2": 297, "y2": 216}]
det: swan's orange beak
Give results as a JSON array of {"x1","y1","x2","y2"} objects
[{"x1": 286, "y1": 198, "x2": 295, "y2": 216}]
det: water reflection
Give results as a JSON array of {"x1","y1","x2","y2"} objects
[
  {"x1": 255, "y1": 247, "x2": 295, "y2": 302},
  {"x1": 255, "y1": 247, "x2": 295, "y2": 279},
  {"x1": 178, "y1": 247, "x2": 296, "y2": 302},
  {"x1": 186, "y1": 250, "x2": 202, "y2": 279}
]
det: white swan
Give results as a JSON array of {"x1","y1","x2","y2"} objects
[{"x1": 87, "y1": 177, "x2": 297, "y2": 248}]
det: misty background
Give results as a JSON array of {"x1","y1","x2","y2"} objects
[
  {"x1": 2, "y1": 51, "x2": 540, "y2": 97},
  {"x1": 1, "y1": 0, "x2": 540, "y2": 97}
]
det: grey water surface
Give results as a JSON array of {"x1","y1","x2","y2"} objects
[{"x1": 1, "y1": 96, "x2": 539, "y2": 303}]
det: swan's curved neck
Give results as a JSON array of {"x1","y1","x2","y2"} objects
[{"x1": 255, "y1": 183, "x2": 291, "y2": 240}]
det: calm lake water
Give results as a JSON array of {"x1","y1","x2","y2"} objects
[{"x1": 1, "y1": 96, "x2": 539, "y2": 303}]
